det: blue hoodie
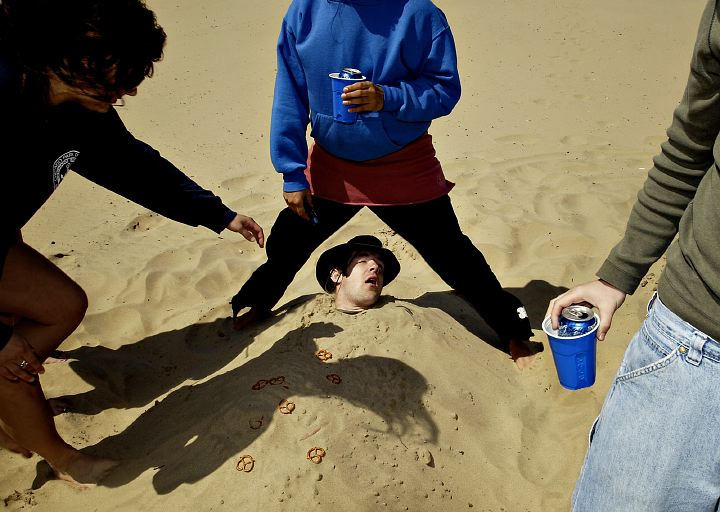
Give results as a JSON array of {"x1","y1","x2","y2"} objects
[{"x1": 271, "y1": 0, "x2": 462, "y2": 192}]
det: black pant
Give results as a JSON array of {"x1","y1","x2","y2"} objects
[{"x1": 231, "y1": 195, "x2": 532, "y2": 343}]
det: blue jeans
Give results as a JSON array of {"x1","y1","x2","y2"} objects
[{"x1": 572, "y1": 294, "x2": 720, "y2": 511}]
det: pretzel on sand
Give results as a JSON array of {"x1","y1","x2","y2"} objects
[{"x1": 307, "y1": 447, "x2": 326, "y2": 464}]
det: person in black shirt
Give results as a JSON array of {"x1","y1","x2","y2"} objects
[{"x1": 0, "y1": 0, "x2": 264, "y2": 485}]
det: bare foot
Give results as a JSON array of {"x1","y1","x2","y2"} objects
[
  {"x1": 233, "y1": 307, "x2": 271, "y2": 331},
  {"x1": 509, "y1": 339, "x2": 541, "y2": 370},
  {"x1": 0, "y1": 424, "x2": 32, "y2": 458},
  {"x1": 50, "y1": 452, "x2": 118, "y2": 487}
]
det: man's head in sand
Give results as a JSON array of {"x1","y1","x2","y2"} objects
[{"x1": 316, "y1": 235, "x2": 400, "y2": 312}]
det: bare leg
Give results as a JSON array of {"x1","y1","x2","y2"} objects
[
  {"x1": 0, "y1": 420, "x2": 31, "y2": 457},
  {"x1": 0, "y1": 242, "x2": 117, "y2": 485}
]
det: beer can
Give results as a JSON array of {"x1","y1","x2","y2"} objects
[
  {"x1": 558, "y1": 305, "x2": 597, "y2": 337},
  {"x1": 339, "y1": 67, "x2": 364, "y2": 79}
]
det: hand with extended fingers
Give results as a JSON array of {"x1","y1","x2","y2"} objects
[{"x1": 226, "y1": 214, "x2": 265, "y2": 248}]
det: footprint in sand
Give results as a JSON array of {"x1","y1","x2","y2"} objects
[
  {"x1": 123, "y1": 212, "x2": 165, "y2": 233},
  {"x1": 494, "y1": 134, "x2": 543, "y2": 145},
  {"x1": 220, "y1": 175, "x2": 254, "y2": 191}
]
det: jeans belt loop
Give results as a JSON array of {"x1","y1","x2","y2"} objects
[{"x1": 686, "y1": 332, "x2": 707, "y2": 367}]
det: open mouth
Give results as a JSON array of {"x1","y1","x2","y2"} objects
[{"x1": 365, "y1": 276, "x2": 378, "y2": 286}]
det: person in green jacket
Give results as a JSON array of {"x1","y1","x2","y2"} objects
[{"x1": 547, "y1": 1, "x2": 720, "y2": 509}]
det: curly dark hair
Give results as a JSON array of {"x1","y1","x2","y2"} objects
[{"x1": 0, "y1": 0, "x2": 166, "y2": 100}]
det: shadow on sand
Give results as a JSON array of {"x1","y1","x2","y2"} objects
[
  {"x1": 406, "y1": 279, "x2": 567, "y2": 354},
  {"x1": 49, "y1": 316, "x2": 437, "y2": 494},
  {"x1": 40, "y1": 279, "x2": 565, "y2": 492}
]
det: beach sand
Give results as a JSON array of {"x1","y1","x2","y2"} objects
[{"x1": 1, "y1": 0, "x2": 706, "y2": 510}]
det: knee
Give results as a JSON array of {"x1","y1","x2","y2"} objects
[
  {"x1": 67, "y1": 284, "x2": 88, "y2": 326},
  {"x1": 54, "y1": 282, "x2": 88, "y2": 329}
]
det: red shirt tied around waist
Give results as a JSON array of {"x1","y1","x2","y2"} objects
[{"x1": 305, "y1": 134, "x2": 454, "y2": 206}]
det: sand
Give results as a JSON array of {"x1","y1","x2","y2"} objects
[{"x1": 0, "y1": 0, "x2": 706, "y2": 510}]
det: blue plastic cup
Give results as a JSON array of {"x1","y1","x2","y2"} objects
[
  {"x1": 542, "y1": 313, "x2": 599, "y2": 390},
  {"x1": 329, "y1": 72, "x2": 366, "y2": 123}
]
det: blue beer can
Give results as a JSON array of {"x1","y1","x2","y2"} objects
[
  {"x1": 558, "y1": 305, "x2": 597, "y2": 337},
  {"x1": 339, "y1": 67, "x2": 364, "y2": 79}
]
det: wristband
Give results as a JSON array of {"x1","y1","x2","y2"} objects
[{"x1": 0, "y1": 323, "x2": 12, "y2": 351}]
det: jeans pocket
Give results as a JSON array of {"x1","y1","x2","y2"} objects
[{"x1": 615, "y1": 326, "x2": 680, "y2": 383}]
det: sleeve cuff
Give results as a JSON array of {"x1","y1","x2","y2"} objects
[
  {"x1": 206, "y1": 206, "x2": 237, "y2": 234},
  {"x1": 282, "y1": 169, "x2": 310, "y2": 192},
  {"x1": 381, "y1": 85, "x2": 402, "y2": 112},
  {"x1": 596, "y1": 259, "x2": 642, "y2": 295}
]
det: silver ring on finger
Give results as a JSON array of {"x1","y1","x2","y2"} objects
[{"x1": 18, "y1": 360, "x2": 29, "y2": 369}]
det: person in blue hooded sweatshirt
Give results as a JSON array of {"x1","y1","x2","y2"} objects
[{"x1": 231, "y1": 0, "x2": 538, "y2": 367}]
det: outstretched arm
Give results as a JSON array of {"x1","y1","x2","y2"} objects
[{"x1": 73, "y1": 110, "x2": 263, "y2": 245}]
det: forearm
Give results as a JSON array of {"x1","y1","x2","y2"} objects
[
  {"x1": 77, "y1": 138, "x2": 236, "y2": 233},
  {"x1": 381, "y1": 29, "x2": 461, "y2": 122}
]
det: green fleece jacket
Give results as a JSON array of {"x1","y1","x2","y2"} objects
[{"x1": 597, "y1": 0, "x2": 720, "y2": 341}]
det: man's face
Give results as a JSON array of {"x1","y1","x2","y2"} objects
[{"x1": 334, "y1": 251, "x2": 385, "y2": 310}]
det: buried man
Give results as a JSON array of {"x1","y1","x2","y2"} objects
[{"x1": 315, "y1": 235, "x2": 400, "y2": 312}]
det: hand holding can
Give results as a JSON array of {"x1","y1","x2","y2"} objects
[
  {"x1": 543, "y1": 305, "x2": 600, "y2": 390},
  {"x1": 329, "y1": 67, "x2": 366, "y2": 123}
]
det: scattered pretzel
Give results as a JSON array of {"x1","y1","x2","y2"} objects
[
  {"x1": 326, "y1": 373, "x2": 342, "y2": 384},
  {"x1": 315, "y1": 349, "x2": 332, "y2": 362},
  {"x1": 278, "y1": 399, "x2": 296, "y2": 414},
  {"x1": 252, "y1": 376, "x2": 287, "y2": 390},
  {"x1": 307, "y1": 447, "x2": 326, "y2": 464},
  {"x1": 248, "y1": 417, "x2": 264, "y2": 430},
  {"x1": 251, "y1": 379, "x2": 268, "y2": 391},
  {"x1": 236, "y1": 455, "x2": 255, "y2": 472}
]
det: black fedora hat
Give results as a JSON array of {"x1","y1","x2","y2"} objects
[{"x1": 315, "y1": 235, "x2": 400, "y2": 292}]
